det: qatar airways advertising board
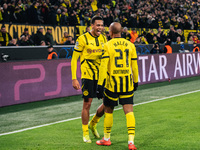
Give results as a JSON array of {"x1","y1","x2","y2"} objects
[{"x1": 0, "y1": 52, "x2": 199, "y2": 107}]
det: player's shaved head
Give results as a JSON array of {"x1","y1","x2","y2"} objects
[{"x1": 109, "y1": 22, "x2": 122, "y2": 34}]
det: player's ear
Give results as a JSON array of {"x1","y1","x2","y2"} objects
[
  {"x1": 110, "y1": 31, "x2": 114, "y2": 38},
  {"x1": 91, "y1": 23, "x2": 94, "y2": 29}
]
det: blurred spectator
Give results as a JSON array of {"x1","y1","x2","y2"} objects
[
  {"x1": 56, "y1": 9, "x2": 62, "y2": 25},
  {"x1": 122, "y1": 27, "x2": 131, "y2": 41},
  {"x1": 84, "y1": 12, "x2": 91, "y2": 26},
  {"x1": 187, "y1": 32, "x2": 194, "y2": 42},
  {"x1": 18, "y1": 35, "x2": 33, "y2": 46},
  {"x1": 0, "y1": 1, "x2": 198, "y2": 29},
  {"x1": 68, "y1": 10, "x2": 78, "y2": 26},
  {"x1": 179, "y1": 44, "x2": 189, "y2": 53},
  {"x1": 28, "y1": 1, "x2": 39, "y2": 24},
  {"x1": 84, "y1": 26, "x2": 90, "y2": 34},
  {"x1": 188, "y1": 36, "x2": 194, "y2": 44},
  {"x1": 40, "y1": 2, "x2": 49, "y2": 24},
  {"x1": 170, "y1": 16, "x2": 179, "y2": 29},
  {"x1": 45, "y1": 28, "x2": 54, "y2": 45},
  {"x1": 105, "y1": 13, "x2": 113, "y2": 27},
  {"x1": 176, "y1": 29, "x2": 185, "y2": 43},
  {"x1": 130, "y1": 29, "x2": 138, "y2": 43},
  {"x1": 134, "y1": 37, "x2": 142, "y2": 44},
  {"x1": 60, "y1": 31, "x2": 69, "y2": 45},
  {"x1": 193, "y1": 43, "x2": 200, "y2": 52},
  {"x1": 7, "y1": 38, "x2": 18, "y2": 46},
  {"x1": 2, "y1": 0, "x2": 200, "y2": 46},
  {"x1": 33, "y1": 27, "x2": 45, "y2": 45},
  {"x1": 105, "y1": 31, "x2": 111, "y2": 41},
  {"x1": 150, "y1": 42, "x2": 163, "y2": 54},
  {"x1": 176, "y1": 36, "x2": 184, "y2": 44},
  {"x1": 20, "y1": 28, "x2": 30, "y2": 37},
  {"x1": 3, "y1": 0, "x2": 199, "y2": 30},
  {"x1": 194, "y1": 18, "x2": 200, "y2": 30},
  {"x1": 0, "y1": 25, "x2": 12, "y2": 46},
  {"x1": 146, "y1": 30, "x2": 155, "y2": 44},
  {"x1": 60, "y1": 11, "x2": 68, "y2": 26},
  {"x1": 0, "y1": 5, "x2": 3, "y2": 22},
  {"x1": 47, "y1": 45, "x2": 58, "y2": 59},
  {"x1": 178, "y1": 17, "x2": 185, "y2": 30},
  {"x1": 140, "y1": 36, "x2": 148, "y2": 44},
  {"x1": 64, "y1": 36, "x2": 75, "y2": 45},
  {"x1": 47, "y1": 5, "x2": 57, "y2": 26},
  {"x1": 156, "y1": 27, "x2": 166, "y2": 44},
  {"x1": 158, "y1": 17, "x2": 164, "y2": 29},
  {"x1": 1, "y1": 3, "x2": 10, "y2": 23},
  {"x1": 40, "y1": 40, "x2": 46, "y2": 46},
  {"x1": 8, "y1": 0, "x2": 16, "y2": 23},
  {"x1": 163, "y1": 17, "x2": 170, "y2": 29},
  {"x1": 163, "y1": 39, "x2": 172, "y2": 54},
  {"x1": 168, "y1": 26, "x2": 177, "y2": 44},
  {"x1": 121, "y1": 15, "x2": 128, "y2": 28},
  {"x1": 128, "y1": 13, "x2": 137, "y2": 28},
  {"x1": 152, "y1": 36, "x2": 158, "y2": 44},
  {"x1": 193, "y1": 34, "x2": 200, "y2": 43},
  {"x1": 184, "y1": 18, "x2": 192, "y2": 29},
  {"x1": 197, "y1": 32, "x2": 200, "y2": 40},
  {"x1": 13, "y1": 0, "x2": 28, "y2": 23}
]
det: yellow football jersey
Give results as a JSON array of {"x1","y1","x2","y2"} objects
[
  {"x1": 98, "y1": 37, "x2": 139, "y2": 93},
  {"x1": 71, "y1": 32, "x2": 107, "y2": 80}
]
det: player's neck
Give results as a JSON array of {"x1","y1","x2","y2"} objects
[
  {"x1": 90, "y1": 30, "x2": 98, "y2": 37},
  {"x1": 112, "y1": 34, "x2": 121, "y2": 38}
]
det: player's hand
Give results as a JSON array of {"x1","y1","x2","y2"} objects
[
  {"x1": 97, "y1": 85, "x2": 104, "y2": 99},
  {"x1": 72, "y1": 79, "x2": 81, "y2": 90},
  {"x1": 134, "y1": 82, "x2": 138, "y2": 91}
]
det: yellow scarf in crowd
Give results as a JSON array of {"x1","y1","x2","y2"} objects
[
  {"x1": 0, "y1": 11, "x2": 3, "y2": 21},
  {"x1": 0, "y1": 31, "x2": 9, "y2": 46}
]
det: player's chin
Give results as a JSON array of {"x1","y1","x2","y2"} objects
[{"x1": 96, "y1": 31, "x2": 101, "y2": 36}]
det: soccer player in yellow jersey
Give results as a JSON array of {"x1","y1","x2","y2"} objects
[
  {"x1": 71, "y1": 16, "x2": 107, "y2": 143},
  {"x1": 96, "y1": 22, "x2": 138, "y2": 150}
]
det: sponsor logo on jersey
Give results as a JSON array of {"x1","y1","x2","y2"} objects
[
  {"x1": 113, "y1": 69, "x2": 129, "y2": 74},
  {"x1": 87, "y1": 49, "x2": 102, "y2": 54}
]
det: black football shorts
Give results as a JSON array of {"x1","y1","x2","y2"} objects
[
  {"x1": 103, "y1": 89, "x2": 134, "y2": 106},
  {"x1": 81, "y1": 79, "x2": 98, "y2": 99}
]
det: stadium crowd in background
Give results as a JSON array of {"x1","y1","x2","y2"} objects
[{"x1": 1, "y1": 0, "x2": 200, "y2": 46}]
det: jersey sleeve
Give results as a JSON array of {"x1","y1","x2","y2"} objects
[
  {"x1": 131, "y1": 44, "x2": 139, "y2": 83},
  {"x1": 71, "y1": 51, "x2": 81, "y2": 80},
  {"x1": 98, "y1": 43, "x2": 109, "y2": 86},
  {"x1": 71, "y1": 35, "x2": 85, "y2": 80},
  {"x1": 74, "y1": 35, "x2": 85, "y2": 52}
]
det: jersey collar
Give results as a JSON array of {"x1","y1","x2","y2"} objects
[{"x1": 89, "y1": 32, "x2": 100, "y2": 38}]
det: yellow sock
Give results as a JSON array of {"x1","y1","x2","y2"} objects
[
  {"x1": 126, "y1": 112, "x2": 135, "y2": 142},
  {"x1": 104, "y1": 112, "x2": 113, "y2": 139},
  {"x1": 82, "y1": 124, "x2": 89, "y2": 136},
  {"x1": 128, "y1": 135, "x2": 135, "y2": 142},
  {"x1": 89, "y1": 114, "x2": 101, "y2": 127}
]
